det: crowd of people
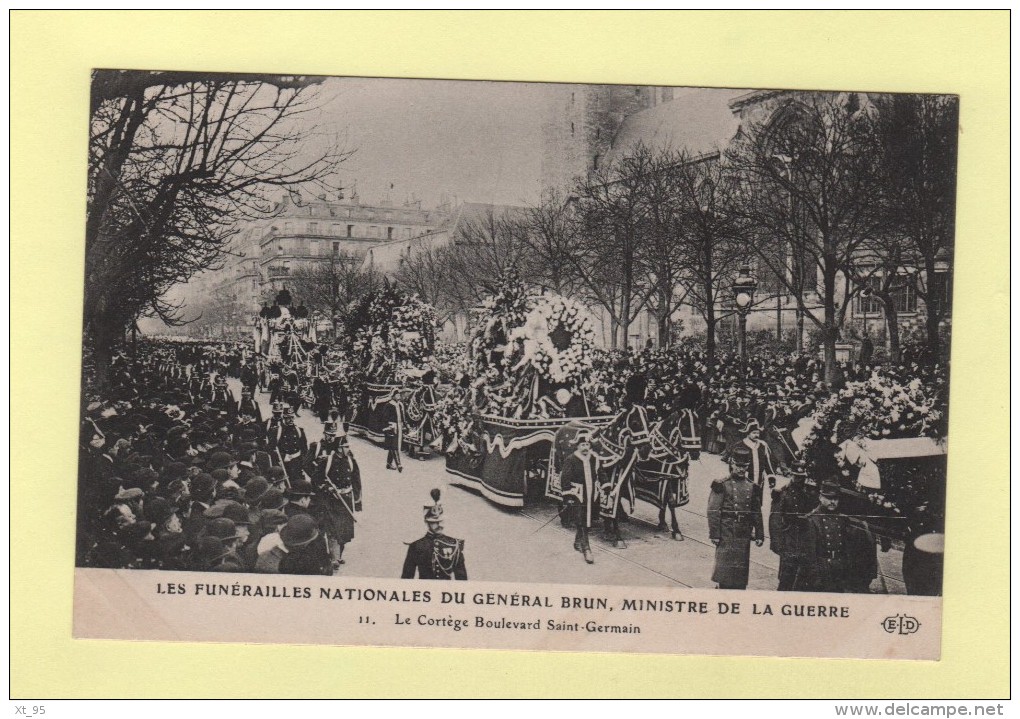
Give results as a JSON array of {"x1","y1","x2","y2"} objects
[
  {"x1": 77, "y1": 333, "x2": 945, "y2": 593},
  {"x1": 78, "y1": 341, "x2": 364, "y2": 575}
]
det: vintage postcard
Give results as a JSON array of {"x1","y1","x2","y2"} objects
[{"x1": 74, "y1": 71, "x2": 955, "y2": 660}]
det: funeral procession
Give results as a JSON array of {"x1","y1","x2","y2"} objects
[{"x1": 78, "y1": 72, "x2": 955, "y2": 595}]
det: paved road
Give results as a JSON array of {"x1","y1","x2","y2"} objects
[{"x1": 242, "y1": 379, "x2": 904, "y2": 592}]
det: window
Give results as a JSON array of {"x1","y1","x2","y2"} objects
[
  {"x1": 855, "y1": 275, "x2": 918, "y2": 315},
  {"x1": 347, "y1": 224, "x2": 354, "y2": 238},
  {"x1": 370, "y1": 225, "x2": 378, "y2": 237},
  {"x1": 333, "y1": 242, "x2": 340, "y2": 256},
  {"x1": 310, "y1": 240, "x2": 320, "y2": 256},
  {"x1": 331, "y1": 223, "x2": 341, "y2": 235},
  {"x1": 570, "y1": 122, "x2": 575, "y2": 137},
  {"x1": 308, "y1": 222, "x2": 319, "y2": 234},
  {"x1": 387, "y1": 227, "x2": 394, "y2": 240},
  {"x1": 283, "y1": 222, "x2": 293, "y2": 234}
]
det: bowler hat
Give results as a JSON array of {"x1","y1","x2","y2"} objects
[
  {"x1": 258, "y1": 509, "x2": 289, "y2": 530},
  {"x1": 195, "y1": 536, "x2": 230, "y2": 564},
  {"x1": 259, "y1": 489, "x2": 288, "y2": 511},
  {"x1": 243, "y1": 477, "x2": 270, "y2": 505},
  {"x1": 222, "y1": 502, "x2": 252, "y2": 526},
  {"x1": 205, "y1": 517, "x2": 241, "y2": 541},
  {"x1": 280, "y1": 514, "x2": 319, "y2": 548},
  {"x1": 207, "y1": 451, "x2": 234, "y2": 471},
  {"x1": 288, "y1": 478, "x2": 315, "y2": 497}
]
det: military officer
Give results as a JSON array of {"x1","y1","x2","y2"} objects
[
  {"x1": 560, "y1": 430, "x2": 597, "y2": 564},
  {"x1": 401, "y1": 489, "x2": 467, "y2": 580},
  {"x1": 304, "y1": 421, "x2": 361, "y2": 569},
  {"x1": 236, "y1": 386, "x2": 263, "y2": 425},
  {"x1": 803, "y1": 481, "x2": 852, "y2": 592},
  {"x1": 768, "y1": 458, "x2": 819, "y2": 590},
  {"x1": 271, "y1": 407, "x2": 307, "y2": 483},
  {"x1": 707, "y1": 443, "x2": 764, "y2": 590}
]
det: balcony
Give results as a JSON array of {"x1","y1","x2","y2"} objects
[{"x1": 267, "y1": 266, "x2": 290, "y2": 279}]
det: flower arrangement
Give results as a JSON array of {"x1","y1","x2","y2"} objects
[
  {"x1": 346, "y1": 286, "x2": 437, "y2": 385},
  {"x1": 508, "y1": 295, "x2": 596, "y2": 385}
]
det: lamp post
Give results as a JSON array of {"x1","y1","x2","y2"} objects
[{"x1": 732, "y1": 265, "x2": 758, "y2": 384}]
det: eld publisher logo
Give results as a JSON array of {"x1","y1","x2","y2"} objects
[{"x1": 881, "y1": 614, "x2": 921, "y2": 635}]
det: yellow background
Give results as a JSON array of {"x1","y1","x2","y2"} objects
[{"x1": 10, "y1": 10, "x2": 1009, "y2": 698}]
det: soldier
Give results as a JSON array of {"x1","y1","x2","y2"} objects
[
  {"x1": 561, "y1": 430, "x2": 597, "y2": 564},
  {"x1": 803, "y1": 481, "x2": 852, "y2": 592},
  {"x1": 271, "y1": 407, "x2": 307, "y2": 483},
  {"x1": 768, "y1": 458, "x2": 819, "y2": 590},
  {"x1": 265, "y1": 401, "x2": 285, "y2": 440},
  {"x1": 304, "y1": 421, "x2": 362, "y2": 569},
  {"x1": 401, "y1": 489, "x2": 467, "y2": 580},
  {"x1": 236, "y1": 386, "x2": 263, "y2": 425},
  {"x1": 707, "y1": 443, "x2": 764, "y2": 590}
]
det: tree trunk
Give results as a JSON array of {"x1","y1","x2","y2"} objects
[
  {"x1": 822, "y1": 268, "x2": 840, "y2": 387},
  {"x1": 881, "y1": 294, "x2": 902, "y2": 364},
  {"x1": 657, "y1": 285, "x2": 671, "y2": 348},
  {"x1": 923, "y1": 255, "x2": 942, "y2": 362},
  {"x1": 705, "y1": 288, "x2": 717, "y2": 374}
]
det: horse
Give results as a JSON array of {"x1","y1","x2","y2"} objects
[{"x1": 632, "y1": 408, "x2": 701, "y2": 540}]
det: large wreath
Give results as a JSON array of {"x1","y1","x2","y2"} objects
[
  {"x1": 508, "y1": 295, "x2": 595, "y2": 385},
  {"x1": 347, "y1": 286, "x2": 437, "y2": 384}
]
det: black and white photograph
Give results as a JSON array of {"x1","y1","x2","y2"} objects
[{"x1": 74, "y1": 70, "x2": 956, "y2": 657}]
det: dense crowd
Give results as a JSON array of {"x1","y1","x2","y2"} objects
[{"x1": 78, "y1": 341, "x2": 362, "y2": 575}]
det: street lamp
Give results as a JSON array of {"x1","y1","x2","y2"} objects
[{"x1": 732, "y1": 265, "x2": 758, "y2": 383}]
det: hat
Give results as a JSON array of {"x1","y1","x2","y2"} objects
[
  {"x1": 114, "y1": 487, "x2": 144, "y2": 502},
  {"x1": 266, "y1": 466, "x2": 288, "y2": 486},
  {"x1": 742, "y1": 419, "x2": 763, "y2": 434},
  {"x1": 283, "y1": 407, "x2": 296, "y2": 418},
  {"x1": 210, "y1": 468, "x2": 231, "y2": 485},
  {"x1": 205, "y1": 517, "x2": 241, "y2": 541},
  {"x1": 322, "y1": 421, "x2": 337, "y2": 435},
  {"x1": 820, "y1": 481, "x2": 842, "y2": 498},
  {"x1": 144, "y1": 497, "x2": 176, "y2": 525},
  {"x1": 190, "y1": 473, "x2": 216, "y2": 501},
  {"x1": 729, "y1": 444, "x2": 753, "y2": 466},
  {"x1": 280, "y1": 514, "x2": 320, "y2": 548},
  {"x1": 288, "y1": 478, "x2": 315, "y2": 497},
  {"x1": 271, "y1": 401, "x2": 284, "y2": 415},
  {"x1": 258, "y1": 508, "x2": 289, "y2": 530},
  {"x1": 243, "y1": 477, "x2": 270, "y2": 505},
  {"x1": 207, "y1": 451, "x2": 234, "y2": 471},
  {"x1": 259, "y1": 488, "x2": 288, "y2": 511},
  {"x1": 195, "y1": 536, "x2": 230, "y2": 564},
  {"x1": 423, "y1": 488, "x2": 443, "y2": 523},
  {"x1": 222, "y1": 502, "x2": 252, "y2": 526}
]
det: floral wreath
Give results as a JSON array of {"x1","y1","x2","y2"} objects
[{"x1": 508, "y1": 295, "x2": 595, "y2": 385}]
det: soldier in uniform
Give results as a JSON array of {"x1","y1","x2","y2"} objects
[
  {"x1": 803, "y1": 481, "x2": 852, "y2": 592},
  {"x1": 707, "y1": 443, "x2": 764, "y2": 590},
  {"x1": 401, "y1": 489, "x2": 467, "y2": 580},
  {"x1": 236, "y1": 386, "x2": 263, "y2": 425},
  {"x1": 304, "y1": 421, "x2": 362, "y2": 569},
  {"x1": 768, "y1": 457, "x2": 819, "y2": 590},
  {"x1": 561, "y1": 430, "x2": 597, "y2": 564},
  {"x1": 271, "y1": 407, "x2": 307, "y2": 483},
  {"x1": 265, "y1": 401, "x2": 285, "y2": 442}
]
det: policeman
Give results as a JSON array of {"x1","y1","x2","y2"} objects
[
  {"x1": 803, "y1": 481, "x2": 851, "y2": 592},
  {"x1": 401, "y1": 489, "x2": 467, "y2": 580},
  {"x1": 707, "y1": 443, "x2": 764, "y2": 590},
  {"x1": 768, "y1": 457, "x2": 819, "y2": 590}
]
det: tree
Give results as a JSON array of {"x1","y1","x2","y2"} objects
[
  {"x1": 86, "y1": 70, "x2": 349, "y2": 384},
  {"x1": 290, "y1": 252, "x2": 381, "y2": 339},
  {"x1": 727, "y1": 93, "x2": 885, "y2": 384},
  {"x1": 871, "y1": 94, "x2": 959, "y2": 361},
  {"x1": 521, "y1": 190, "x2": 581, "y2": 296},
  {"x1": 391, "y1": 243, "x2": 459, "y2": 329},
  {"x1": 570, "y1": 147, "x2": 655, "y2": 349},
  {"x1": 666, "y1": 153, "x2": 746, "y2": 366}
]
